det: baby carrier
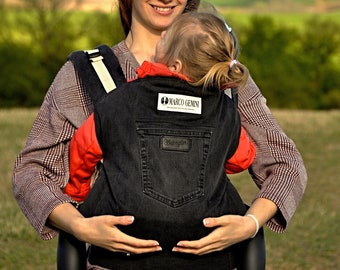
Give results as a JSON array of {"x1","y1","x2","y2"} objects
[{"x1": 57, "y1": 45, "x2": 265, "y2": 270}]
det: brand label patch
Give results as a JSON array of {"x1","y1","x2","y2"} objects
[
  {"x1": 160, "y1": 136, "x2": 191, "y2": 152},
  {"x1": 157, "y1": 93, "x2": 202, "y2": 114}
]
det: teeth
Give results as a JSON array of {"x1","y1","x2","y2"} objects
[{"x1": 154, "y1": 6, "x2": 172, "y2": 12}]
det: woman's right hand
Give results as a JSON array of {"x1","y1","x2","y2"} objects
[{"x1": 49, "y1": 203, "x2": 162, "y2": 254}]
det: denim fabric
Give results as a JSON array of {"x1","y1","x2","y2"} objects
[
  {"x1": 138, "y1": 127, "x2": 211, "y2": 208},
  {"x1": 80, "y1": 77, "x2": 247, "y2": 269}
]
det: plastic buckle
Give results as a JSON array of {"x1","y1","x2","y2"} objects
[{"x1": 85, "y1": 49, "x2": 103, "y2": 62}]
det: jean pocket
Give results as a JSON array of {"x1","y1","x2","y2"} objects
[{"x1": 137, "y1": 127, "x2": 212, "y2": 208}]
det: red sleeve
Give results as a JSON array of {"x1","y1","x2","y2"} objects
[
  {"x1": 225, "y1": 127, "x2": 256, "y2": 174},
  {"x1": 64, "y1": 114, "x2": 103, "y2": 202}
]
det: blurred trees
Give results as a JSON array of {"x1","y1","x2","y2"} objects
[
  {"x1": 19, "y1": 0, "x2": 81, "y2": 72},
  {"x1": 0, "y1": 1, "x2": 339, "y2": 109},
  {"x1": 298, "y1": 18, "x2": 340, "y2": 109},
  {"x1": 0, "y1": 0, "x2": 81, "y2": 106},
  {"x1": 0, "y1": 1, "x2": 124, "y2": 107},
  {"x1": 238, "y1": 16, "x2": 340, "y2": 109}
]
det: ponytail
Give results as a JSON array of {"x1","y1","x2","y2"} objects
[{"x1": 193, "y1": 60, "x2": 249, "y2": 90}]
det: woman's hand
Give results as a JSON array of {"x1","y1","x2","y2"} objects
[
  {"x1": 172, "y1": 214, "x2": 254, "y2": 255},
  {"x1": 172, "y1": 198, "x2": 278, "y2": 255},
  {"x1": 49, "y1": 203, "x2": 162, "y2": 255},
  {"x1": 72, "y1": 215, "x2": 162, "y2": 254}
]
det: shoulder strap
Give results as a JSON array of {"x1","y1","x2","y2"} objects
[
  {"x1": 68, "y1": 44, "x2": 126, "y2": 105},
  {"x1": 231, "y1": 87, "x2": 239, "y2": 106}
]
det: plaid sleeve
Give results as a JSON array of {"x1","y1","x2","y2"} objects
[
  {"x1": 12, "y1": 61, "x2": 93, "y2": 240},
  {"x1": 238, "y1": 76, "x2": 307, "y2": 233}
]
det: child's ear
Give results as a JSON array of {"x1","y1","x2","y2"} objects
[{"x1": 169, "y1": 59, "x2": 183, "y2": 73}]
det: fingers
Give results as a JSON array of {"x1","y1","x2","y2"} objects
[
  {"x1": 202, "y1": 217, "x2": 220, "y2": 228},
  {"x1": 115, "y1": 238, "x2": 162, "y2": 255},
  {"x1": 173, "y1": 233, "x2": 222, "y2": 255},
  {"x1": 84, "y1": 214, "x2": 245, "y2": 256},
  {"x1": 203, "y1": 216, "x2": 230, "y2": 228},
  {"x1": 87, "y1": 215, "x2": 162, "y2": 254},
  {"x1": 111, "y1": 227, "x2": 161, "y2": 251},
  {"x1": 173, "y1": 215, "x2": 244, "y2": 256},
  {"x1": 108, "y1": 215, "x2": 135, "y2": 226}
]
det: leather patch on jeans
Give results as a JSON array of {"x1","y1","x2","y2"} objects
[{"x1": 160, "y1": 136, "x2": 191, "y2": 152}]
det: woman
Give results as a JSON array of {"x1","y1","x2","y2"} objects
[
  {"x1": 64, "y1": 14, "x2": 256, "y2": 269},
  {"x1": 12, "y1": 0, "x2": 307, "y2": 265}
]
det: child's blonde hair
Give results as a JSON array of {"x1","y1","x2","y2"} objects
[{"x1": 158, "y1": 12, "x2": 249, "y2": 90}]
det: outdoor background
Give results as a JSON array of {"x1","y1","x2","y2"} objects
[{"x1": 0, "y1": 0, "x2": 339, "y2": 269}]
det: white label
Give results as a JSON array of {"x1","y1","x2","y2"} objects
[
  {"x1": 224, "y1": 88, "x2": 232, "y2": 98},
  {"x1": 157, "y1": 93, "x2": 202, "y2": 115}
]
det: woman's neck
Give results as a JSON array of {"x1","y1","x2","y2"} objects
[{"x1": 125, "y1": 29, "x2": 161, "y2": 64}]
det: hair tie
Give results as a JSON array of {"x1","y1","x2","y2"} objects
[{"x1": 230, "y1": 60, "x2": 238, "y2": 68}]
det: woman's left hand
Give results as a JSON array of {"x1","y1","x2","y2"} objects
[
  {"x1": 172, "y1": 214, "x2": 255, "y2": 255},
  {"x1": 172, "y1": 198, "x2": 278, "y2": 255}
]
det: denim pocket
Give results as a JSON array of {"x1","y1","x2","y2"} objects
[{"x1": 137, "y1": 126, "x2": 212, "y2": 208}]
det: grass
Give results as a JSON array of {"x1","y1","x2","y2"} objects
[
  {"x1": 1, "y1": 108, "x2": 339, "y2": 269},
  {"x1": 0, "y1": 109, "x2": 58, "y2": 269},
  {"x1": 230, "y1": 109, "x2": 340, "y2": 269}
]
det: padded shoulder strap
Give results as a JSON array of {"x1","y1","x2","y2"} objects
[
  {"x1": 231, "y1": 87, "x2": 239, "y2": 106},
  {"x1": 68, "y1": 44, "x2": 126, "y2": 105}
]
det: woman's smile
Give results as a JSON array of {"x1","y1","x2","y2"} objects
[{"x1": 151, "y1": 4, "x2": 175, "y2": 15}]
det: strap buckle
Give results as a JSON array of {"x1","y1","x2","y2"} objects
[
  {"x1": 83, "y1": 49, "x2": 117, "y2": 93},
  {"x1": 85, "y1": 49, "x2": 103, "y2": 63}
]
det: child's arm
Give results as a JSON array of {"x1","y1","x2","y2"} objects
[
  {"x1": 64, "y1": 114, "x2": 103, "y2": 202},
  {"x1": 225, "y1": 127, "x2": 256, "y2": 174}
]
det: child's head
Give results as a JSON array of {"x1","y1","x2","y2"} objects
[{"x1": 154, "y1": 12, "x2": 249, "y2": 90}]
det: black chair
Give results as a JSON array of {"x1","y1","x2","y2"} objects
[
  {"x1": 236, "y1": 227, "x2": 266, "y2": 270},
  {"x1": 57, "y1": 228, "x2": 265, "y2": 270},
  {"x1": 57, "y1": 231, "x2": 87, "y2": 270}
]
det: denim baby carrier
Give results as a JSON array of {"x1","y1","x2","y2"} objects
[{"x1": 57, "y1": 45, "x2": 265, "y2": 270}]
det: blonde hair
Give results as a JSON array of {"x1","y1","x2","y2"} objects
[{"x1": 158, "y1": 12, "x2": 249, "y2": 90}]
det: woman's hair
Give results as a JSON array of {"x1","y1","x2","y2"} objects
[
  {"x1": 118, "y1": 0, "x2": 201, "y2": 36},
  {"x1": 158, "y1": 12, "x2": 249, "y2": 90}
]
